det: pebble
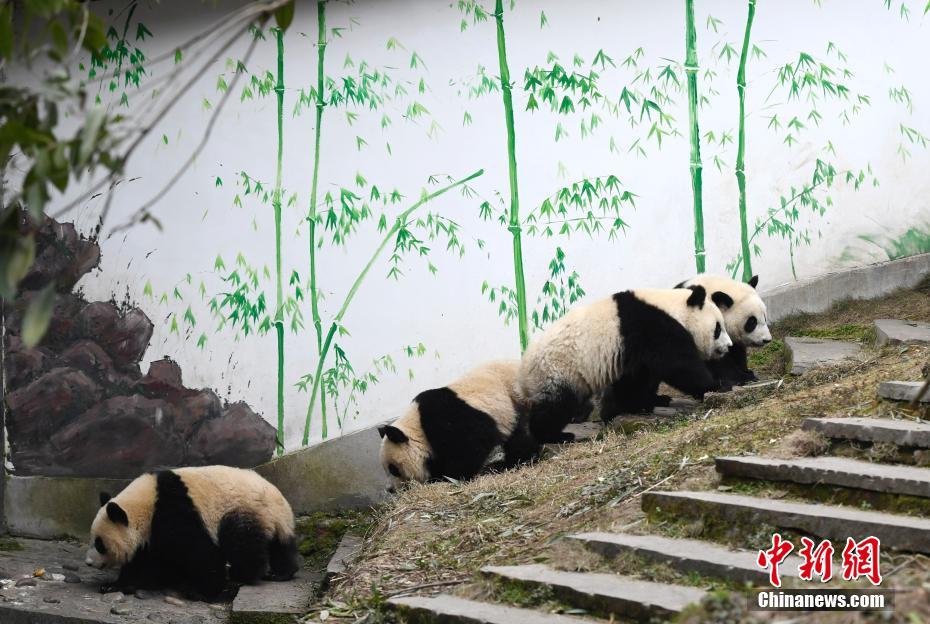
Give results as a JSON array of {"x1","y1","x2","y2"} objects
[
  {"x1": 111, "y1": 604, "x2": 132, "y2": 616},
  {"x1": 104, "y1": 591, "x2": 126, "y2": 603},
  {"x1": 207, "y1": 603, "x2": 225, "y2": 612},
  {"x1": 135, "y1": 589, "x2": 154, "y2": 600},
  {"x1": 164, "y1": 595, "x2": 186, "y2": 607},
  {"x1": 46, "y1": 573, "x2": 66, "y2": 582},
  {"x1": 63, "y1": 572, "x2": 81, "y2": 584},
  {"x1": 15, "y1": 578, "x2": 37, "y2": 587},
  {"x1": 62, "y1": 563, "x2": 80, "y2": 572},
  {"x1": 43, "y1": 597, "x2": 62, "y2": 604}
]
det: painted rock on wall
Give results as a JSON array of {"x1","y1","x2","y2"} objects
[{"x1": 1, "y1": 214, "x2": 277, "y2": 478}]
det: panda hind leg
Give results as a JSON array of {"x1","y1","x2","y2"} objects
[
  {"x1": 266, "y1": 533, "x2": 300, "y2": 581},
  {"x1": 501, "y1": 413, "x2": 542, "y2": 467},
  {"x1": 219, "y1": 512, "x2": 270, "y2": 584}
]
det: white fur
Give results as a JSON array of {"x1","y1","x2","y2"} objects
[{"x1": 679, "y1": 275, "x2": 772, "y2": 347}]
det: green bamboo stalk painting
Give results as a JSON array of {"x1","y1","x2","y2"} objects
[
  {"x1": 305, "y1": 0, "x2": 329, "y2": 440},
  {"x1": 494, "y1": 0, "x2": 529, "y2": 352},
  {"x1": 272, "y1": 27, "x2": 286, "y2": 455},
  {"x1": 684, "y1": 0, "x2": 705, "y2": 274},
  {"x1": 301, "y1": 170, "x2": 484, "y2": 445},
  {"x1": 735, "y1": 0, "x2": 756, "y2": 282}
]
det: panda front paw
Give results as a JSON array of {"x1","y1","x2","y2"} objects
[{"x1": 99, "y1": 583, "x2": 126, "y2": 594}]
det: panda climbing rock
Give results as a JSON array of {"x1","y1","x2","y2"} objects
[
  {"x1": 378, "y1": 360, "x2": 538, "y2": 489},
  {"x1": 520, "y1": 287, "x2": 732, "y2": 443},
  {"x1": 86, "y1": 465, "x2": 299, "y2": 600},
  {"x1": 675, "y1": 274, "x2": 772, "y2": 388}
]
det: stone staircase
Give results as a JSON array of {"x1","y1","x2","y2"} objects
[{"x1": 386, "y1": 318, "x2": 930, "y2": 622}]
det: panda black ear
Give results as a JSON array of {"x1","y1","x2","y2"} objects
[
  {"x1": 686, "y1": 285, "x2": 706, "y2": 308},
  {"x1": 711, "y1": 291, "x2": 734, "y2": 310},
  {"x1": 673, "y1": 280, "x2": 688, "y2": 289},
  {"x1": 106, "y1": 502, "x2": 129, "y2": 526},
  {"x1": 378, "y1": 425, "x2": 408, "y2": 444},
  {"x1": 748, "y1": 275, "x2": 759, "y2": 289},
  {"x1": 99, "y1": 492, "x2": 112, "y2": 507}
]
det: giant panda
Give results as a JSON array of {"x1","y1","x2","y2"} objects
[
  {"x1": 378, "y1": 360, "x2": 538, "y2": 489},
  {"x1": 519, "y1": 287, "x2": 732, "y2": 443},
  {"x1": 675, "y1": 274, "x2": 772, "y2": 387},
  {"x1": 85, "y1": 465, "x2": 299, "y2": 599}
]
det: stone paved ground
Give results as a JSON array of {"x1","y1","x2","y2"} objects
[{"x1": 0, "y1": 537, "x2": 321, "y2": 624}]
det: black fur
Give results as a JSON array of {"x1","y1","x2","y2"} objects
[
  {"x1": 527, "y1": 384, "x2": 584, "y2": 444},
  {"x1": 378, "y1": 425, "x2": 408, "y2": 444},
  {"x1": 706, "y1": 343, "x2": 757, "y2": 387},
  {"x1": 597, "y1": 291, "x2": 721, "y2": 422},
  {"x1": 711, "y1": 291, "x2": 734, "y2": 310},
  {"x1": 105, "y1": 470, "x2": 297, "y2": 600},
  {"x1": 417, "y1": 387, "x2": 528, "y2": 481},
  {"x1": 267, "y1": 535, "x2": 300, "y2": 582}
]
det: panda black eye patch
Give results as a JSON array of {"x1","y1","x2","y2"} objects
[
  {"x1": 94, "y1": 537, "x2": 107, "y2": 555},
  {"x1": 714, "y1": 322, "x2": 721, "y2": 339},
  {"x1": 745, "y1": 316, "x2": 757, "y2": 333},
  {"x1": 388, "y1": 464, "x2": 401, "y2": 477}
]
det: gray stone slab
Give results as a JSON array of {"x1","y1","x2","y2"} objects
[
  {"x1": 567, "y1": 531, "x2": 800, "y2": 585},
  {"x1": 481, "y1": 564, "x2": 704, "y2": 620},
  {"x1": 879, "y1": 381, "x2": 930, "y2": 403},
  {"x1": 326, "y1": 534, "x2": 363, "y2": 577},
  {"x1": 784, "y1": 336, "x2": 863, "y2": 375},
  {"x1": 0, "y1": 537, "x2": 222, "y2": 623},
  {"x1": 255, "y1": 425, "x2": 390, "y2": 515},
  {"x1": 230, "y1": 571, "x2": 319, "y2": 623},
  {"x1": 4, "y1": 476, "x2": 131, "y2": 540},
  {"x1": 389, "y1": 594, "x2": 593, "y2": 624},
  {"x1": 802, "y1": 416, "x2": 930, "y2": 448},
  {"x1": 563, "y1": 422, "x2": 604, "y2": 442},
  {"x1": 716, "y1": 455, "x2": 930, "y2": 498},
  {"x1": 874, "y1": 319, "x2": 930, "y2": 346},
  {"x1": 643, "y1": 490, "x2": 930, "y2": 553},
  {"x1": 762, "y1": 253, "x2": 930, "y2": 323}
]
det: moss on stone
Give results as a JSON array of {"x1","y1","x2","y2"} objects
[
  {"x1": 294, "y1": 509, "x2": 372, "y2": 573},
  {"x1": 0, "y1": 538, "x2": 24, "y2": 552}
]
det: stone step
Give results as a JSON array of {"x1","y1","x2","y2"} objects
[
  {"x1": 784, "y1": 336, "x2": 863, "y2": 375},
  {"x1": 230, "y1": 571, "x2": 320, "y2": 623},
  {"x1": 803, "y1": 416, "x2": 930, "y2": 448},
  {"x1": 874, "y1": 319, "x2": 930, "y2": 346},
  {"x1": 643, "y1": 490, "x2": 930, "y2": 553},
  {"x1": 481, "y1": 564, "x2": 704, "y2": 620},
  {"x1": 388, "y1": 594, "x2": 593, "y2": 624},
  {"x1": 326, "y1": 534, "x2": 363, "y2": 577},
  {"x1": 716, "y1": 455, "x2": 930, "y2": 498},
  {"x1": 567, "y1": 532, "x2": 800, "y2": 585},
  {"x1": 879, "y1": 381, "x2": 930, "y2": 403}
]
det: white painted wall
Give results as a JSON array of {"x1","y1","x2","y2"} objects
[{"x1": 46, "y1": 0, "x2": 930, "y2": 449}]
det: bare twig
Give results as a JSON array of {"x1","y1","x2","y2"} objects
[
  {"x1": 383, "y1": 579, "x2": 468, "y2": 598},
  {"x1": 107, "y1": 30, "x2": 261, "y2": 237}
]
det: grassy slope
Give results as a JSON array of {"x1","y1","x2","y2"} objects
[{"x1": 324, "y1": 279, "x2": 930, "y2": 621}]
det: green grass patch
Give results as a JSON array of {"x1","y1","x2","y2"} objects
[
  {"x1": 793, "y1": 322, "x2": 874, "y2": 342},
  {"x1": 295, "y1": 510, "x2": 373, "y2": 572},
  {"x1": 747, "y1": 339, "x2": 787, "y2": 376},
  {"x1": 0, "y1": 538, "x2": 23, "y2": 552}
]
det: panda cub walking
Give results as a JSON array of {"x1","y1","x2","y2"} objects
[
  {"x1": 519, "y1": 287, "x2": 732, "y2": 443},
  {"x1": 86, "y1": 465, "x2": 299, "y2": 600},
  {"x1": 379, "y1": 360, "x2": 537, "y2": 487}
]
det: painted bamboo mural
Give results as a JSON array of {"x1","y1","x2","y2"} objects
[
  {"x1": 735, "y1": 0, "x2": 756, "y2": 283},
  {"x1": 305, "y1": 0, "x2": 329, "y2": 439},
  {"x1": 684, "y1": 0, "x2": 705, "y2": 274},
  {"x1": 301, "y1": 170, "x2": 484, "y2": 445},
  {"x1": 494, "y1": 0, "x2": 529, "y2": 352},
  {"x1": 272, "y1": 27, "x2": 286, "y2": 454}
]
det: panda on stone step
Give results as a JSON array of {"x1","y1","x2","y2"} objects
[
  {"x1": 85, "y1": 465, "x2": 299, "y2": 600},
  {"x1": 519, "y1": 287, "x2": 732, "y2": 443},
  {"x1": 600, "y1": 276, "x2": 773, "y2": 417},
  {"x1": 675, "y1": 274, "x2": 772, "y2": 387},
  {"x1": 378, "y1": 360, "x2": 538, "y2": 490}
]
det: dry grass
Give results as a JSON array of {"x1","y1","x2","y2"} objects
[{"x1": 326, "y1": 281, "x2": 930, "y2": 620}]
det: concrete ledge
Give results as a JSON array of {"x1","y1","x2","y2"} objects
[
  {"x1": 255, "y1": 425, "x2": 389, "y2": 515},
  {"x1": 5, "y1": 476, "x2": 130, "y2": 540},
  {"x1": 763, "y1": 253, "x2": 930, "y2": 322}
]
